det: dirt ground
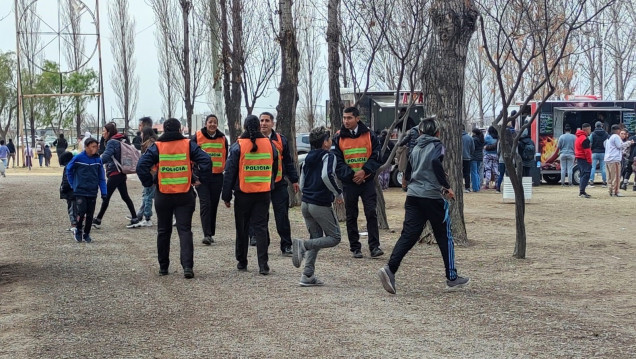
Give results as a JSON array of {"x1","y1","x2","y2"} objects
[{"x1": 0, "y1": 165, "x2": 634, "y2": 358}]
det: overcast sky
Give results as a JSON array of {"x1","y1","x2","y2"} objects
[{"x1": 0, "y1": 1, "x2": 282, "y2": 126}]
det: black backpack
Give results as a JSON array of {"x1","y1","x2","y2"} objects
[{"x1": 519, "y1": 138, "x2": 535, "y2": 162}]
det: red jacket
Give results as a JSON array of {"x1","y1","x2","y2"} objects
[{"x1": 574, "y1": 129, "x2": 592, "y2": 163}]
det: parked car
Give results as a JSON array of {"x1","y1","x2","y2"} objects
[{"x1": 296, "y1": 133, "x2": 311, "y2": 154}]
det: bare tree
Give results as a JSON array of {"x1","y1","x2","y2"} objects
[
  {"x1": 241, "y1": 1, "x2": 278, "y2": 115},
  {"x1": 421, "y1": 0, "x2": 479, "y2": 245},
  {"x1": 326, "y1": 0, "x2": 343, "y2": 131},
  {"x1": 0, "y1": 51, "x2": 17, "y2": 141},
  {"x1": 604, "y1": 2, "x2": 636, "y2": 99},
  {"x1": 63, "y1": 0, "x2": 87, "y2": 136},
  {"x1": 109, "y1": 0, "x2": 138, "y2": 134},
  {"x1": 296, "y1": 0, "x2": 326, "y2": 131},
  {"x1": 202, "y1": 0, "x2": 225, "y2": 129},
  {"x1": 17, "y1": 0, "x2": 41, "y2": 147},
  {"x1": 478, "y1": 0, "x2": 614, "y2": 258},
  {"x1": 219, "y1": 0, "x2": 244, "y2": 141},
  {"x1": 151, "y1": 0, "x2": 209, "y2": 133},
  {"x1": 154, "y1": 10, "x2": 179, "y2": 119}
]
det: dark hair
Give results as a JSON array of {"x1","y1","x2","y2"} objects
[
  {"x1": 260, "y1": 112, "x2": 275, "y2": 121},
  {"x1": 163, "y1": 118, "x2": 181, "y2": 133},
  {"x1": 139, "y1": 117, "x2": 153, "y2": 128},
  {"x1": 136, "y1": 131, "x2": 141, "y2": 136},
  {"x1": 84, "y1": 137, "x2": 98, "y2": 147},
  {"x1": 0, "y1": 140, "x2": 4, "y2": 145},
  {"x1": 142, "y1": 127, "x2": 157, "y2": 141},
  {"x1": 460, "y1": 124, "x2": 466, "y2": 131},
  {"x1": 309, "y1": 126, "x2": 331, "y2": 149},
  {"x1": 611, "y1": 124, "x2": 621, "y2": 132},
  {"x1": 564, "y1": 124, "x2": 571, "y2": 132},
  {"x1": 472, "y1": 128, "x2": 484, "y2": 141},
  {"x1": 418, "y1": 118, "x2": 438, "y2": 136},
  {"x1": 244, "y1": 115, "x2": 261, "y2": 152},
  {"x1": 582, "y1": 123, "x2": 591, "y2": 129},
  {"x1": 343, "y1": 107, "x2": 360, "y2": 117},
  {"x1": 59, "y1": 133, "x2": 64, "y2": 139},
  {"x1": 104, "y1": 122, "x2": 118, "y2": 138},
  {"x1": 205, "y1": 114, "x2": 219, "y2": 123},
  {"x1": 59, "y1": 151, "x2": 74, "y2": 166},
  {"x1": 487, "y1": 126, "x2": 498, "y2": 139},
  {"x1": 8, "y1": 139, "x2": 12, "y2": 143}
]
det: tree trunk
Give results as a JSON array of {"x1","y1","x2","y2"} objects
[
  {"x1": 375, "y1": 180, "x2": 389, "y2": 229},
  {"x1": 220, "y1": 0, "x2": 242, "y2": 141},
  {"x1": 327, "y1": 0, "x2": 342, "y2": 131},
  {"x1": 276, "y1": 0, "x2": 300, "y2": 207},
  {"x1": 180, "y1": 0, "x2": 193, "y2": 133},
  {"x1": 421, "y1": 0, "x2": 478, "y2": 245},
  {"x1": 500, "y1": 129, "x2": 527, "y2": 258}
]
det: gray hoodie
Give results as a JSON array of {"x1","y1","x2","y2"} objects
[
  {"x1": 461, "y1": 131, "x2": 474, "y2": 161},
  {"x1": 407, "y1": 134, "x2": 450, "y2": 199}
]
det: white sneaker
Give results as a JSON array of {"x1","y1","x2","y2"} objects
[{"x1": 140, "y1": 219, "x2": 153, "y2": 227}]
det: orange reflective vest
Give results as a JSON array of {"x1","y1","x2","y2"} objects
[
  {"x1": 238, "y1": 138, "x2": 274, "y2": 193},
  {"x1": 156, "y1": 139, "x2": 192, "y2": 194},
  {"x1": 196, "y1": 131, "x2": 226, "y2": 174},
  {"x1": 338, "y1": 132, "x2": 372, "y2": 172},
  {"x1": 271, "y1": 133, "x2": 284, "y2": 183}
]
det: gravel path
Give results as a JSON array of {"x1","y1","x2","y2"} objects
[{"x1": 1, "y1": 170, "x2": 635, "y2": 358}]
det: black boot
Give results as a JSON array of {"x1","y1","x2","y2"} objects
[{"x1": 620, "y1": 182, "x2": 627, "y2": 191}]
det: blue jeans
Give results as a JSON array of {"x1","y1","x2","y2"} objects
[
  {"x1": 589, "y1": 153, "x2": 606, "y2": 183},
  {"x1": 560, "y1": 154, "x2": 575, "y2": 184},
  {"x1": 470, "y1": 160, "x2": 482, "y2": 191},
  {"x1": 496, "y1": 162, "x2": 506, "y2": 190},
  {"x1": 577, "y1": 158, "x2": 591, "y2": 194},
  {"x1": 137, "y1": 185, "x2": 155, "y2": 220}
]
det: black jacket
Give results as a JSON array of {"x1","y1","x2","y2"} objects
[
  {"x1": 60, "y1": 167, "x2": 74, "y2": 200},
  {"x1": 136, "y1": 132, "x2": 212, "y2": 191},
  {"x1": 590, "y1": 128, "x2": 608, "y2": 154},
  {"x1": 332, "y1": 121, "x2": 381, "y2": 184}
]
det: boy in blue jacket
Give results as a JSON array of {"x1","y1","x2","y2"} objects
[
  {"x1": 66, "y1": 138, "x2": 107, "y2": 243},
  {"x1": 291, "y1": 127, "x2": 343, "y2": 286}
]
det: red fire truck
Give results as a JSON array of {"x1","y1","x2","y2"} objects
[{"x1": 521, "y1": 95, "x2": 636, "y2": 184}]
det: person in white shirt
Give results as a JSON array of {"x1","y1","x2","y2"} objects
[{"x1": 604, "y1": 124, "x2": 633, "y2": 197}]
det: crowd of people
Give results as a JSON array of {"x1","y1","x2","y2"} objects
[{"x1": 57, "y1": 108, "x2": 470, "y2": 295}]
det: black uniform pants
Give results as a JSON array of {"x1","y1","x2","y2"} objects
[
  {"x1": 197, "y1": 174, "x2": 224, "y2": 237},
  {"x1": 234, "y1": 191, "x2": 270, "y2": 269},
  {"x1": 462, "y1": 160, "x2": 471, "y2": 189},
  {"x1": 96, "y1": 173, "x2": 137, "y2": 220},
  {"x1": 343, "y1": 180, "x2": 380, "y2": 252},
  {"x1": 249, "y1": 181, "x2": 292, "y2": 252},
  {"x1": 387, "y1": 196, "x2": 458, "y2": 280},
  {"x1": 75, "y1": 196, "x2": 96, "y2": 235},
  {"x1": 155, "y1": 189, "x2": 196, "y2": 270}
]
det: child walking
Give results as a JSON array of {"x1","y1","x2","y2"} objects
[
  {"x1": 291, "y1": 127, "x2": 343, "y2": 286},
  {"x1": 59, "y1": 151, "x2": 77, "y2": 233},
  {"x1": 66, "y1": 138, "x2": 107, "y2": 243}
]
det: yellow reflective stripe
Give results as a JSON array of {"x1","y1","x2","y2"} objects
[
  {"x1": 344, "y1": 148, "x2": 367, "y2": 155},
  {"x1": 160, "y1": 177, "x2": 189, "y2": 185},
  {"x1": 201, "y1": 143, "x2": 223, "y2": 149},
  {"x1": 245, "y1": 153, "x2": 271, "y2": 160},
  {"x1": 159, "y1": 153, "x2": 187, "y2": 161},
  {"x1": 212, "y1": 161, "x2": 222, "y2": 167},
  {"x1": 245, "y1": 176, "x2": 271, "y2": 183}
]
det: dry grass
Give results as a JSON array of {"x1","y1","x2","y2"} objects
[{"x1": 0, "y1": 171, "x2": 635, "y2": 358}]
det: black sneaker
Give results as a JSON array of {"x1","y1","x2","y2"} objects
[
  {"x1": 259, "y1": 265, "x2": 270, "y2": 275},
  {"x1": 92, "y1": 218, "x2": 101, "y2": 229},
  {"x1": 159, "y1": 268, "x2": 169, "y2": 276},
  {"x1": 620, "y1": 183, "x2": 627, "y2": 191},
  {"x1": 378, "y1": 265, "x2": 396, "y2": 294},
  {"x1": 281, "y1": 246, "x2": 292, "y2": 257},
  {"x1": 633, "y1": 186, "x2": 636, "y2": 192},
  {"x1": 126, "y1": 218, "x2": 141, "y2": 229},
  {"x1": 370, "y1": 247, "x2": 384, "y2": 258},
  {"x1": 579, "y1": 193, "x2": 591, "y2": 199},
  {"x1": 446, "y1": 276, "x2": 470, "y2": 290},
  {"x1": 237, "y1": 262, "x2": 248, "y2": 271},
  {"x1": 83, "y1": 233, "x2": 92, "y2": 243},
  {"x1": 601, "y1": 182, "x2": 607, "y2": 188},
  {"x1": 183, "y1": 267, "x2": 194, "y2": 279},
  {"x1": 299, "y1": 274, "x2": 324, "y2": 287},
  {"x1": 202, "y1": 236, "x2": 213, "y2": 245},
  {"x1": 352, "y1": 249, "x2": 363, "y2": 258},
  {"x1": 74, "y1": 230, "x2": 83, "y2": 243},
  {"x1": 249, "y1": 236, "x2": 257, "y2": 246},
  {"x1": 588, "y1": 181, "x2": 595, "y2": 187}
]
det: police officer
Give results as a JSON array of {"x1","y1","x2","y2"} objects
[
  {"x1": 222, "y1": 115, "x2": 278, "y2": 275},
  {"x1": 192, "y1": 114, "x2": 228, "y2": 245},
  {"x1": 255, "y1": 112, "x2": 299, "y2": 256},
  {"x1": 136, "y1": 118, "x2": 212, "y2": 279},
  {"x1": 333, "y1": 106, "x2": 384, "y2": 259}
]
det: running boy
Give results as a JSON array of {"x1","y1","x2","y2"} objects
[
  {"x1": 66, "y1": 138, "x2": 107, "y2": 243},
  {"x1": 378, "y1": 118, "x2": 469, "y2": 294},
  {"x1": 291, "y1": 127, "x2": 343, "y2": 286}
]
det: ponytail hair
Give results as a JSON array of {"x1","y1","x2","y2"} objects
[{"x1": 243, "y1": 115, "x2": 261, "y2": 152}]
